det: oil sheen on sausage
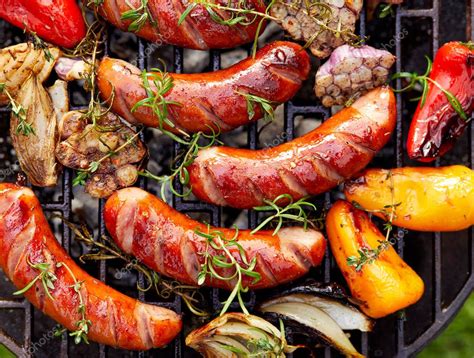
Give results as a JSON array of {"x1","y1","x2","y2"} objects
[
  {"x1": 187, "y1": 86, "x2": 397, "y2": 209},
  {"x1": 0, "y1": 183, "x2": 182, "y2": 350},
  {"x1": 96, "y1": 41, "x2": 311, "y2": 134},
  {"x1": 104, "y1": 187, "x2": 327, "y2": 290}
]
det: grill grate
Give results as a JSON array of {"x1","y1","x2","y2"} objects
[{"x1": 0, "y1": 0, "x2": 473, "y2": 357}]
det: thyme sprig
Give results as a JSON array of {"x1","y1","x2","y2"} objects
[
  {"x1": 73, "y1": 129, "x2": 143, "y2": 186},
  {"x1": 0, "y1": 83, "x2": 35, "y2": 136},
  {"x1": 346, "y1": 171, "x2": 402, "y2": 271},
  {"x1": 195, "y1": 225, "x2": 261, "y2": 315},
  {"x1": 392, "y1": 56, "x2": 468, "y2": 121},
  {"x1": 139, "y1": 128, "x2": 222, "y2": 202},
  {"x1": 26, "y1": 30, "x2": 54, "y2": 62},
  {"x1": 236, "y1": 91, "x2": 277, "y2": 122},
  {"x1": 131, "y1": 66, "x2": 189, "y2": 143},
  {"x1": 121, "y1": 0, "x2": 156, "y2": 32},
  {"x1": 61, "y1": 218, "x2": 208, "y2": 316},
  {"x1": 13, "y1": 256, "x2": 57, "y2": 301},
  {"x1": 251, "y1": 194, "x2": 318, "y2": 236}
]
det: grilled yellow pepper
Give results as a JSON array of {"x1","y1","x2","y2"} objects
[
  {"x1": 344, "y1": 165, "x2": 474, "y2": 232},
  {"x1": 326, "y1": 201, "x2": 424, "y2": 318}
]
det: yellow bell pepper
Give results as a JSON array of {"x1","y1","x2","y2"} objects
[
  {"x1": 344, "y1": 165, "x2": 474, "y2": 232},
  {"x1": 326, "y1": 200, "x2": 424, "y2": 318}
]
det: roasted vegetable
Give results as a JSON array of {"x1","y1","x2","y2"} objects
[
  {"x1": 186, "y1": 313, "x2": 296, "y2": 357},
  {"x1": 260, "y1": 282, "x2": 374, "y2": 332},
  {"x1": 404, "y1": 41, "x2": 474, "y2": 161},
  {"x1": 0, "y1": 0, "x2": 86, "y2": 48},
  {"x1": 270, "y1": 0, "x2": 363, "y2": 58},
  {"x1": 315, "y1": 44, "x2": 396, "y2": 107},
  {"x1": 0, "y1": 43, "x2": 60, "y2": 106},
  {"x1": 326, "y1": 200, "x2": 424, "y2": 318},
  {"x1": 344, "y1": 166, "x2": 474, "y2": 232},
  {"x1": 56, "y1": 110, "x2": 147, "y2": 198},
  {"x1": 261, "y1": 303, "x2": 364, "y2": 357}
]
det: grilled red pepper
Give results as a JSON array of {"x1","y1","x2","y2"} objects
[
  {"x1": 406, "y1": 41, "x2": 473, "y2": 162},
  {"x1": 0, "y1": 0, "x2": 86, "y2": 48}
]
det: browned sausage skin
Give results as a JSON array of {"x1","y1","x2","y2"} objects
[
  {"x1": 187, "y1": 86, "x2": 397, "y2": 209},
  {"x1": 92, "y1": 0, "x2": 267, "y2": 50},
  {"x1": 0, "y1": 183, "x2": 182, "y2": 350},
  {"x1": 96, "y1": 41, "x2": 311, "y2": 134},
  {"x1": 104, "y1": 187, "x2": 327, "y2": 290}
]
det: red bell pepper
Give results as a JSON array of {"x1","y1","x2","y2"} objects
[
  {"x1": 406, "y1": 41, "x2": 473, "y2": 162},
  {"x1": 0, "y1": 0, "x2": 86, "y2": 48}
]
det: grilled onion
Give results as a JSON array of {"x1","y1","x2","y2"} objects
[{"x1": 186, "y1": 313, "x2": 297, "y2": 357}]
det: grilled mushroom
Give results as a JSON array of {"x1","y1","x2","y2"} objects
[
  {"x1": 56, "y1": 110, "x2": 147, "y2": 198},
  {"x1": 270, "y1": 0, "x2": 363, "y2": 58}
]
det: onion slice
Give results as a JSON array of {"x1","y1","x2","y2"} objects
[
  {"x1": 186, "y1": 312, "x2": 297, "y2": 357},
  {"x1": 260, "y1": 302, "x2": 365, "y2": 358}
]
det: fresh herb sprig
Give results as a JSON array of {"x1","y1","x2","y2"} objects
[
  {"x1": 139, "y1": 128, "x2": 222, "y2": 202},
  {"x1": 0, "y1": 83, "x2": 35, "y2": 136},
  {"x1": 26, "y1": 30, "x2": 55, "y2": 62},
  {"x1": 73, "y1": 129, "x2": 143, "y2": 186},
  {"x1": 378, "y1": 3, "x2": 395, "y2": 18},
  {"x1": 61, "y1": 217, "x2": 208, "y2": 316},
  {"x1": 251, "y1": 194, "x2": 318, "y2": 236},
  {"x1": 121, "y1": 0, "x2": 156, "y2": 32},
  {"x1": 236, "y1": 91, "x2": 277, "y2": 122},
  {"x1": 13, "y1": 256, "x2": 57, "y2": 301},
  {"x1": 195, "y1": 225, "x2": 261, "y2": 315},
  {"x1": 55, "y1": 262, "x2": 92, "y2": 344},
  {"x1": 346, "y1": 171, "x2": 402, "y2": 271},
  {"x1": 392, "y1": 56, "x2": 468, "y2": 121},
  {"x1": 131, "y1": 66, "x2": 189, "y2": 143}
]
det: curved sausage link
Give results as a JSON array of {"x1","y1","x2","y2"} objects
[
  {"x1": 187, "y1": 86, "x2": 397, "y2": 209},
  {"x1": 0, "y1": 183, "x2": 181, "y2": 350},
  {"x1": 92, "y1": 0, "x2": 267, "y2": 50},
  {"x1": 97, "y1": 41, "x2": 311, "y2": 134},
  {"x1": 104, "y1": 187, "x2": 326, "y2": 290}
]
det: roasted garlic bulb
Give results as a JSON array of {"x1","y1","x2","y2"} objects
[{"x1": 56, "y1": 110, "x2": 147, "y2": 198}]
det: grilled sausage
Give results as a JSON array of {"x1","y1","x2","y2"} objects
[
  {"x1": 187, "y1": 86, "x2": 397, "y2": 209},
  {"x1": 96, "y1": 41, "x2": 311, "y2": 134},
  {"x1": 0, "y1": 183, "x2": 181, "y2": 350},
  {"x1": 91, "y1": 0, "x2": 266, "y2": 50},
  {"x1": 104, "y1": 187, "x2": 327, "y2": 290}
]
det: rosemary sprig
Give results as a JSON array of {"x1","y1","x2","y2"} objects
[
  {"x1": 236, "y1": 91, "x2": 277, "y2": 122},
  {"x1": 121, "y1": 0, "x2": 156, "y2": 32},
  {"x1": 392, "y1": 56, "x2": 468, "y2": 121},
  {"x1": 61, "y1": 217, "x2": 208, "y2": 316},
  {"x1": 56, "y1": 262, "x2": 92, "y2": 344},
  {"x1": 139, "y1": 128, "x2": 222, "y2": 202},
  {"x1": 73, "y1": 129, "x2": 143, "y2": 187},
  {"x1": 378, "y1": 3, "x2": 395, "y2": 18},
  {"x1": 346, "y1": 171, "x2": 402, "y2": 271},
  {"x1": 13, "y1": 256, "x2": 57, "y2": 301},
  {"x1": 0, "y1": 83, "x2": 35, "y2": 136},
  {"x1": 251, "y1": 194, "x2": 318, "y2": 236},
  {"x1": 131, "y1": 66, "x2": 189, "y2": 142},
  {"x1": 195, "y1": 225, "x2": 261, "y2": 315}
]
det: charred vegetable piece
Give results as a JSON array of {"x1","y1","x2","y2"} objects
[
  {"x1": 186, "y1": 313, "x2": 295, "y2": 357},
  {"x1": 326, "y1": 201, "x2": 424, "y2": 319},
  {"x1": 0, "y1": 43, "x2": 60, "y2": 106},
  {"x1": 344, "y1": 166, "x2": 474, "y2": 232},
  {"x1": 260, "y1": 285, "x2": 374, "y2": 332},
  {"x1": 270, "y1": 0, "x2": 363, "y2": 58},
  {"x1": 315, "y1": 44, "x2": 396, "y2": 107},
  {"x1": 404, "y1": 41, "x2": 474, "y2": 161},
  {"x1": 56, "y1": 111, "x2": 147, "y2": 198},
  {"x1": 261, "y1": 303, "x2": 364, "y2": 358},
  {"x1": 0, "y1": 0, "x2": 86, "y2": 48}
]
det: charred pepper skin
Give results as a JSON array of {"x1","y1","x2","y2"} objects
[
  {"x1": 0, "y1": 0, "x2": 86, "y2": 48},
  {"x1": 407, "y1": 41, "x2": 474, "y2": 162}
]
